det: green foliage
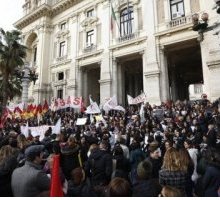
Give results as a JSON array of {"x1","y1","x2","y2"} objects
[{"x1": 0, "y1": 28, "x2": 27, "y2": 113}]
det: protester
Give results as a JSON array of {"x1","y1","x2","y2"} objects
[
  {"x1": 0, "y1": 145, "x2": 18, "y2": 196},
  {"x1": 11, "y1": 145, "x2": 50, "y2": 196},
  {"x1": 0, "y1": 97, "x2": 219, "y2": 197}
]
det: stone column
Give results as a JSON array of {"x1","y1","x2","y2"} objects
[
  {"x1": 141, "y1": 50, "x2": 161, "y2": 105},
  {"x1": 21, "y1": 63, "x2": 30, "y2": 105},
  {"x1": 184, "y1": 0, "x2": 191, "y2": 16},
  {"x1": 77, "y1": 66, "x2": 83, "y2": 97},
  {"x1": 112, "y1": 57, "x2": 118, "y2": 98},
  {"x1": 117, "y1": 62, "x2": 124, "y2": 105},
  {"x1": 164, "y1": 0, "x2": 170, "y2": 22},
  {"x1": 133, "y1": 3, "x2": 139, "y2": 33},
  {"x1": 159, "y1": 45, "x2": 170, "y2": 102}
]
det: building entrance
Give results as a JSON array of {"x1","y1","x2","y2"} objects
[
  {"x1": 166, "y1": 39, "x2": 203, "y2": 101},
  {"x1": 81, "y1": 64, "x2": 100, "y2": 105},
  {"x1": 119, "y1": 58, "x2": 143, "y2": 105}
]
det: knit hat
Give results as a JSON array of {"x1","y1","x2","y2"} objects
[{"x1": 137, "y1": 160, "x2": 152, "y2": 180}]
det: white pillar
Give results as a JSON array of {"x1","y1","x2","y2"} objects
[
  {"x1": 133, "y1": 4, "x2": 139, "y2": 33},
  {"x1": 21, "y1": 64, "x2": 31, "y2": 105},
  {"x1": 112, "y1": 58, "x2": 118, "y2": 98},
  {"x1": 159, "y1": 46, "x2": 170, "y2": 102}
]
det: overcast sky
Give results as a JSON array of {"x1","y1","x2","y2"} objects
[{"x1": 0, "y1": 0, "x2": 24, "y2": 31}]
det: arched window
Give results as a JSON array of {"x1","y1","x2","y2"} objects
[{"x1": 120, "y1": 7, "x2": 134, "y2": 36}]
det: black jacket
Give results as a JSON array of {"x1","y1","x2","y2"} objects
[
  {"x1": 85, "y1": 149, "x2": 112, "y2": 186},
  {"x1": 61, "y1": 145, "x2": 80, "y2": 180},
  {"x1": 0, "y1": 155, "x2": 18, "y2": 196}
]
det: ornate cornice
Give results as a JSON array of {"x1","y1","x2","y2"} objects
[
  {"x1": 14, "y1": 4, "x2": 52, "y2": 29},
  {"x1": 14, "y1": 0, "x2": 80, "y2": 30}
]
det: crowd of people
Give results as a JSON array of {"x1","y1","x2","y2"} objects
[{"x1": 0, "y1": 97, "x2": 220, "y2": 197}]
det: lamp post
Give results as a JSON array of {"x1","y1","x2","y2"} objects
[
  {"x1": 215, "y1": 0, "x2": 220, "y2": 14},
  {"x1": 192, "y1": 0, "x2": 220, "y2": 42},
  {"x1": 20, "y1": 62, "x2": 38, "y2": 105}
]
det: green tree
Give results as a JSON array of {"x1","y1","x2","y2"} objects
[{"x1": 0, "y1": 28, "x2": 27, "y2": 114}]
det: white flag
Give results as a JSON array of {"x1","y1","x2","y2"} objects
[
  {"x1": 52, "y1": 118, "x2": 61, "y2": 134},
  {"x1": 103, "y1": 95, "x2": 118, "y2": 112},
  {"x1": 127, "y1": 92, "x2": 147, "y2": 105},
  {"x1": 127, "y1": 94, "x2": 134, "y2": 105},
  {"x1": 85, "y1": 102, "x2": 101, "y2": 114},
  {"x1": 139, "y1": 103, "x2": 145, "y2": 123},
  {"x1": 89, "y1": 95, "x2": 94, "y2": 104},
  {"x1": 21, "y1": 122, "x2": 29, "y2": 138}
]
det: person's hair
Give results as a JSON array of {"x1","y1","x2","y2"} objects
[
  {"x1": 107, "y1": 177, "x2": 132, "y2": 197},
  {"x1": 165, "y1": 140, "x2": 173, "y2": 148},
  {"x1": 184, "y1": 139, "x2": 193, "y2": 148},
  {"x1": 70, "y1": 167, "x2": 85, "y2": 185},
  {"x1": 113, "y1": 144, "x2": 123, "y2": 156},
  {"x1": 0, "y1": 145, "x2": 14, "y2": 164},
  {"x1": 67, "y1": 135, "x2": 77, "y2": 148},
  {"x1": 89, "y1": 143, "x2": 99, "y2": 153},
  {"x1": 162, "y1": 147, "x2": 181, "y2": 171},
  {"x1": 99, "y1": 140, "x2": 109, "y2": 150},
  {"x1": 137, "y1": 160, "x2": 152, "y2": 180},
  {"x1": 161, "y1": 186, "x2": 183, "y2": 197},
  {"x1": 178, "y1": 148, "x2": 193, "y2": 172},
  {"x1": 17, "y1": 134, "x2": 29, "y2": 150}
]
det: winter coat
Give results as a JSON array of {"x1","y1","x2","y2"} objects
[
  {"x1": 85, "y1": 149, "x2": 112, "y2": 186},
  {"x1": 112, "y1": 154, "x2": 131, "y2": 180},
  {"x1": 67, "y1": 178, "x2": 96, "y2": 197},
  {"x1": 132, "y1": 179, "x2": 160, "y2": 197},
  {"x1": 145, "y1": 157, "x2": 162, "y2": 179},
  {"x1": 202, "y1": 165, "x2": 220, "y2": 197},
  {"x1": 130, "y1": 148, "x2": 146, "y2": 170},
  {"x1": 159, "y1": 169, "x2": 188, "y2": 195},
  {"x1": 60, "y1": 145, "x2": 80, "y2": 180},
  {"x1": 11, "y1": 161, "x2": 50, "y2": 197},
  {"x1": 0, "y1": 155, "x2": 18, "y2": 196}
]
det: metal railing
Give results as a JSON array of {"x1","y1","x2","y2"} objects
[
  {"x1": 56, "y1": 55, "x2": 68, "y2": 62},
  {"x1": 168, "y1": 15, "x2": 193, "y2": 28},
  {"x1": 83, "y1": 44, "x2": 97, "y2": 53},
  {"x1": 117, "y1": 32, "x2": 139, "y2": 43}
]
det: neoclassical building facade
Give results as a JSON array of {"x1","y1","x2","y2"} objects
[{"x1": 14, "y1": 0, "x2": 220, "y2": 106}]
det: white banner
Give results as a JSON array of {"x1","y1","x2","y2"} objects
[
  {"x1": 103, "y1": 95, "x2": 125, "y2": 112},
  {"x1": 20, "y1": 125, "x2": 54, "y2": 141},
  {"x1": 50, "y1": 96, "x2": 82, "y2": 111},
  {"x1": 76, "y1": 118, "x2": 87, "y2": 125},
  {"x1": 127, "y1": 92, "x2": 147, "y2": 105},
  {"x1": 85, "y1": 102, "x2": 101, "y2": 114}
]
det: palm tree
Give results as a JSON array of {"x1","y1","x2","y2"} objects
[
  {"x1": 0, "y1": 74, "x2": 22, "y2": 100},
  {"x1": 0, "y1": 28, "x2": 27, "y2": 114}
]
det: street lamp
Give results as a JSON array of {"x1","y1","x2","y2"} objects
[
  {"x1": 214, "y1": 0, "x2": 220, "y2": 14},
  {"x1": 192, "y1": 13, "x2": 209, "y2": 41},
  {"x1": 192, "y1": 1, "x2": 220, "y2": 42},
  {"x1": 17, "y1": 62, "x2": 38, "y2": 105}
]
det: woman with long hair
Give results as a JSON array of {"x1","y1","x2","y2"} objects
[
  {"x1": 159, "y1": 147, "x2": 188, "y2": 196},
  {"x1": 0, "y1": 145, "x2": 18, "y2": 196}
]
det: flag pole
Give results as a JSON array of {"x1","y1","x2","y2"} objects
[{"x1": 110, "y1": 0, "x2": 120, "y2": 34}]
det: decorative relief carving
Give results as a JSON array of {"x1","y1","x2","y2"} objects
[{"x1": 81, "y1": 17, "x2": 99, "y2": 29}]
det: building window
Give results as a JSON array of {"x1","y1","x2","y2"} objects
[
  {"x1": 33, "y1": 47, "x2": 37, "y2": 63},
  {"x1": 170, "y1": 0, "x2": 185, "y2": 19},
  {"x1": 57, "y1": 89, "x2": 63, "y2": 99},
  {"x1": 87, "y1": 9, "x2": 94, "y2": 17},
  {"x1": 58, "y1": 72, "x2": 64, "y2": 81},
  {"x1": 59, "y1": 41, "x2": 65, "y2": 57},
  {"x1": 194, "y1": 84, "x2": 203, "y2": 94},
  {"x1": 60, "y1": 22, "x2": 66, "y2": 30},
  {"x1": 86, "y1": 30, "x2": 94, "y2": 46},
  {"x1": 120, "y1": 7, "x2": 134, "y2": 36}
]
